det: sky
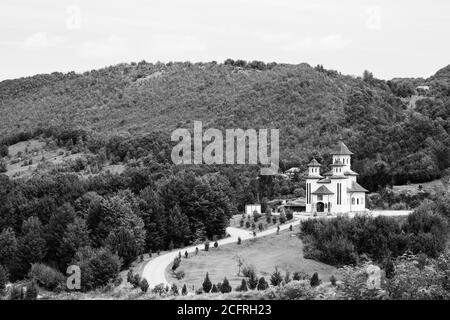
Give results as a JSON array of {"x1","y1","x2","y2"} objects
[{"x1": 0, "y1": 0, "x2": 449, "y2": 81}]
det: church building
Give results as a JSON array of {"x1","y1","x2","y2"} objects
[{"x1": 305, "y1": 141, "x2": 368, "y2": 215}]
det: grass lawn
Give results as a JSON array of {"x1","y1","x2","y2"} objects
[{"x1": 166, "y1": 228, "x2": 336, "y2": 290}]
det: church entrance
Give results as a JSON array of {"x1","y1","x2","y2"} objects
[{"x1": 316, "y1": 202, "x2": 325, "y2": 212}]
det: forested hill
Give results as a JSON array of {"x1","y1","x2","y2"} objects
[{"x1": 0, "y1": 60, "x2": 449, "y2": 189}]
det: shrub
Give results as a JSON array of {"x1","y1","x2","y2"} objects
[
  {"x1": 139, "y1": 279, "x2": 149, "y2": 292},
  {"x1": 184, "y1": 251, "x2": 188, "y2": 259},
  {"x1": 24, "y1": 281, "x2": 39, "y2": 300},
  {"x1": 9, "y1": 286, "x2": 23, "y2": 300},
  {"x1": 285, "y1": 209, "x2": 293, "y2": 221},
  {"x1": 0, "y1": 265, "x2": 8, "y2": 295},
  {"x1": 214, "y1": 241, "x2": 218, "y2": 248},
  {"x1": 220, "y1": 277, "x2": 232, "y2": 293},
  {"x1": 257, "y1": 277, "x2": 269, "y2": 291},
  {"x1": 266, "y1": 216, "x2": 271, "y2": 224},
  {"x1": 270, "y1": 267, "x2": 283, "y2": 286},
  {"x1": 182, "y1": 284, "x2": 188, "y2": 295},
  {"x1": 204, "y1": 241, "x2": 210, "y2": 252},
  {"x1": 245, "y1": 221, "x2": 251, "y2": 228},
  {"x1": 248, "y1": 272, "x2": 258, "y2": 290},
  {"x1": 289, "y1": 224, "x2": 293, "y2": 231},
  {"x1": 330, "y1": 275, "x2": 337, "y2": 286},
  {"x1": 211, "y1": 284, "x2": 219, "y2": 293},
  {"x1": 171, "y1": 283, "x2": 179, "y2": 295},
  {"x1": 279, "y1": 213, "x2": 286, "y2": 224},
  {"x1": 292, "y1": 271, "x2": 309, "y2": 281},
  {"x1": 175, "y1": 270, "x2": 185, "y2": 280},
  {"x1": 284, "y1": 271, "x2": 291, "y2": 284},
  {"x1": 152, "y1": 283, "x2": 166, "y2": 295},
  {"x1": 310, "y1": 272, "x2": 321, "y2": 287},
  {"x1": 384, "y1": 258, "x2": 395, "y2": 279},
  {"x1": 242, "y1": 264, "x2": 256, "y2": 278},
  {"x1": 238, "y1": 279, "x2": 248, "y2": 292},
  {"x1": 132, "y1": 274, "x2": 141, "y2": 288},
  {"x1": 172, "y1": 257, "x2": 181, "y2": 271},
  {"x1": 277, "y1": 280, "x2": 315, "y2": 300},
  {"x1": 237, "y1": 237, "x2": 242, "y2": 245},
  {"x1": 28, "y1": 263, "x2": 65, "y2": 292},
  {"x1": 272, "y1": 217, "x2": 277, "y2": 224},
  {"x1": 127, "y1": 270, "x2": 134, "y2": 284},
  {"x1": 202, "y1": 272, "x2": 212, "y2": 293},
  {"x1": 258, "y1": 223, "x2": 264, "y2": 232},
  {"x1": 239, "y1": 220, "x2": 244, "y2": 227}
]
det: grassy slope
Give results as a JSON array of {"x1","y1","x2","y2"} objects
[{"x1": 165, "y1": 229, "x2": 336, "y2": 290}]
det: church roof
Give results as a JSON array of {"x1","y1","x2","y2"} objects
[
  {"x1": 331, "y1": 141, "x2": 354, "y2": 155},
  {"x1": 347, "y1": 181, "x2": 368, "y2": 193},
  {"x1": 307, "y1": 159, "x2": 321, "y2": 167},
  {"x1": 344, "y1": 169, "x2": 359, "y2": 176},
  {"x1": 311, "y1": 185, "x2": 334, "y2": 195},
  {"x1": 317, "y1": 177, "x2": 331, "y2": 184}
]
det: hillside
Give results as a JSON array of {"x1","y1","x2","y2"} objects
[{"x1": 1, "y1": 60, "x2": 449, "y2": 189}]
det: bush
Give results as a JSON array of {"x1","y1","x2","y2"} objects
[
  {"x1": 277, "y1": 280, "x2": 315, "y2": 300},
  {"x1": 245, "y1": 221, "x2": 251, "y2": 228},
  {"x1": 330, "y1": 275, "x2": 337, "y2": 286},
  {"x1": 204, "y1": 241, "x2": 210, "y2": 252},
  {"x1": 132, "y1": 274, "x2": 141, "y2": 288},
  {"x1": 220, "y1": 277, "x2": 232, "y2": 293},
  {"x1": 28, "y1": 263, "x2": 65, "y2": 292},
  {"x1": 211, "y1": 284, "x2": 219, "y2": 293},
  {"x1": 257, "y1": 277, "x2": 269, "y2": 291},
  {"x1": 285, "y1": 209, "x2": 293, "y2": 221},
  {"x1": 258, "y1": 223, "x2": 264, "y2": 232},
  {"x1": 202, "y1": 272, "x2": 212, "y2": 293},
  {"x1": 248, "y1": 272, "x2": 258, "y2": 290},
  {"x1": 310, "y1": 272, "x2": 321, "y2": 287},
  {"x1": 292, "y1": 271, "x2": 309, "y2": 281},
  {"x1": 238, "y1": 279, "x2": 248, "y2": 292},
  {"x1": 237, "y1": 237, "x2": 242, "y2": 245},
  {"x1": 0, "y1": 265, "x2": 8, "y2": 296},
  {"x1": 175, "y1": 270, "x2": 185, "y2": 280},
  {"x1": 152, "y1": 283, "x2": 166, "y2": 295},
  {"x1": 171, "y1": 283, "x2": 179, "y2": 295},
  {"x1": 172, "y1": 257, "x2": 181, "y2": 271},
  {"x1": 9, "y1": 286, "x2": 23, "y2": 300},
  {"x1": 384, "y1": 259, "x2": 395, "y2": 279},
  {"x1": 279, "y1": 213, "x2": 286, "y2": 224},
  {"x1": 270, "y1": 267, "x2": 283, "y2": 286},
  {"x1": 272, "y1": 217, "x2": 277, "y2": 224},
  {"x1": 139, "y1": 279, "x2": 149, "y2": 292},
  {"x1": 182, "y1": 284, "x2": 188, "y2": 295},
  {"x1": 239, "y1": 220, "x2": 244, "y2": 227},
  {"x1": 242, "y1": 264, "x2": 256, "y2": 278},
  {"x1": 24, "y1": 281, "x2": 39, "y2": 300},
  {"x1": 214, "y1": 241, "x2": 218, "y2": 248}
]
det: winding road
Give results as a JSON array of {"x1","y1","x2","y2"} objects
[
  {"x1": 142, "y1": 219, "x2": 302, "y2": 288},
  {"x1": 141, "y1": 210, "x2": 412, "y2": 288}
]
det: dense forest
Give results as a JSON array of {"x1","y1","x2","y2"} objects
[{"x1": 0, "y1": 60, "x2": 449, "y2": 290}]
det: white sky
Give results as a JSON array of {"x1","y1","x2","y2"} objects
[{"x1": 1, "y1": 0, "x2": 449, "y2": 81}]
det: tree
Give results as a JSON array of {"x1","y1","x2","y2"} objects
[
  {"x1": 0, "y1": 264, "x2": 8, "y2": 295},
  {"x1": 24, "y1": 281, "x2": 39, "y2": 300},
  {"x1": 220, "y1": 277, "x2": 232, "y2": 293},
  {"x1": 310, "y1": 272, "x2": 321, "y2": 287},
  {"x1": 0, "y1": 144, "x2": 8, "y2": 157},
  {"x1": 140, "y1": 279, "x2": 149, "y2": 292},
  {"x1": 257, "y1": 277, "x2": 269, "y2": 290},
  {"x1": 330, "y1": 275, "x2": 337, "y2": 286},
  {"x1": 238, "y1": 279, "x2": 248, "y2": 291},
  {"x1": 0, "y1": 228, "x2": 17, "y2": 274},
  {"x1": 170, "y1": 283, "x2": 179, "y2": 296},
  {"x1": 214, "y1": 241, "x2": 218, "y2": 248},
  {"x1": 16, "y1": 217, "x2": 47, "y2": 278},
  {"x1": 237, "y1": 237, "x2": 242, "y2": 245},
  {"x1": 204, "y1": 241, "x2": 210, "y2": 252},
  {"x1": 248, "y1": 272, "x2": 258, "y2": 290},
  {"x1": 202, "y1": 272, "x2": 212, "y2": 293},
  {"x1": 211, "y1": 284, "x2": 219, "y2": 293},
  {"x1": 270, "y1": 267, "x2": 283, "y2": 286},
  {"x1": 184, "y1": 251, "x2": 188, "y2": 259},
  {"x1": 182, "y1": 284, "x2": 188, "y2": 295}
]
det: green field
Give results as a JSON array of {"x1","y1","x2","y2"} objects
[{"x1": 165, "y1": 229, "x2": 336, "y2": 290}]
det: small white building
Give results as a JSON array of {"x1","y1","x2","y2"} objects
[{"x1": 305, "y1": 141, "x2": 368, "y2": 215}]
